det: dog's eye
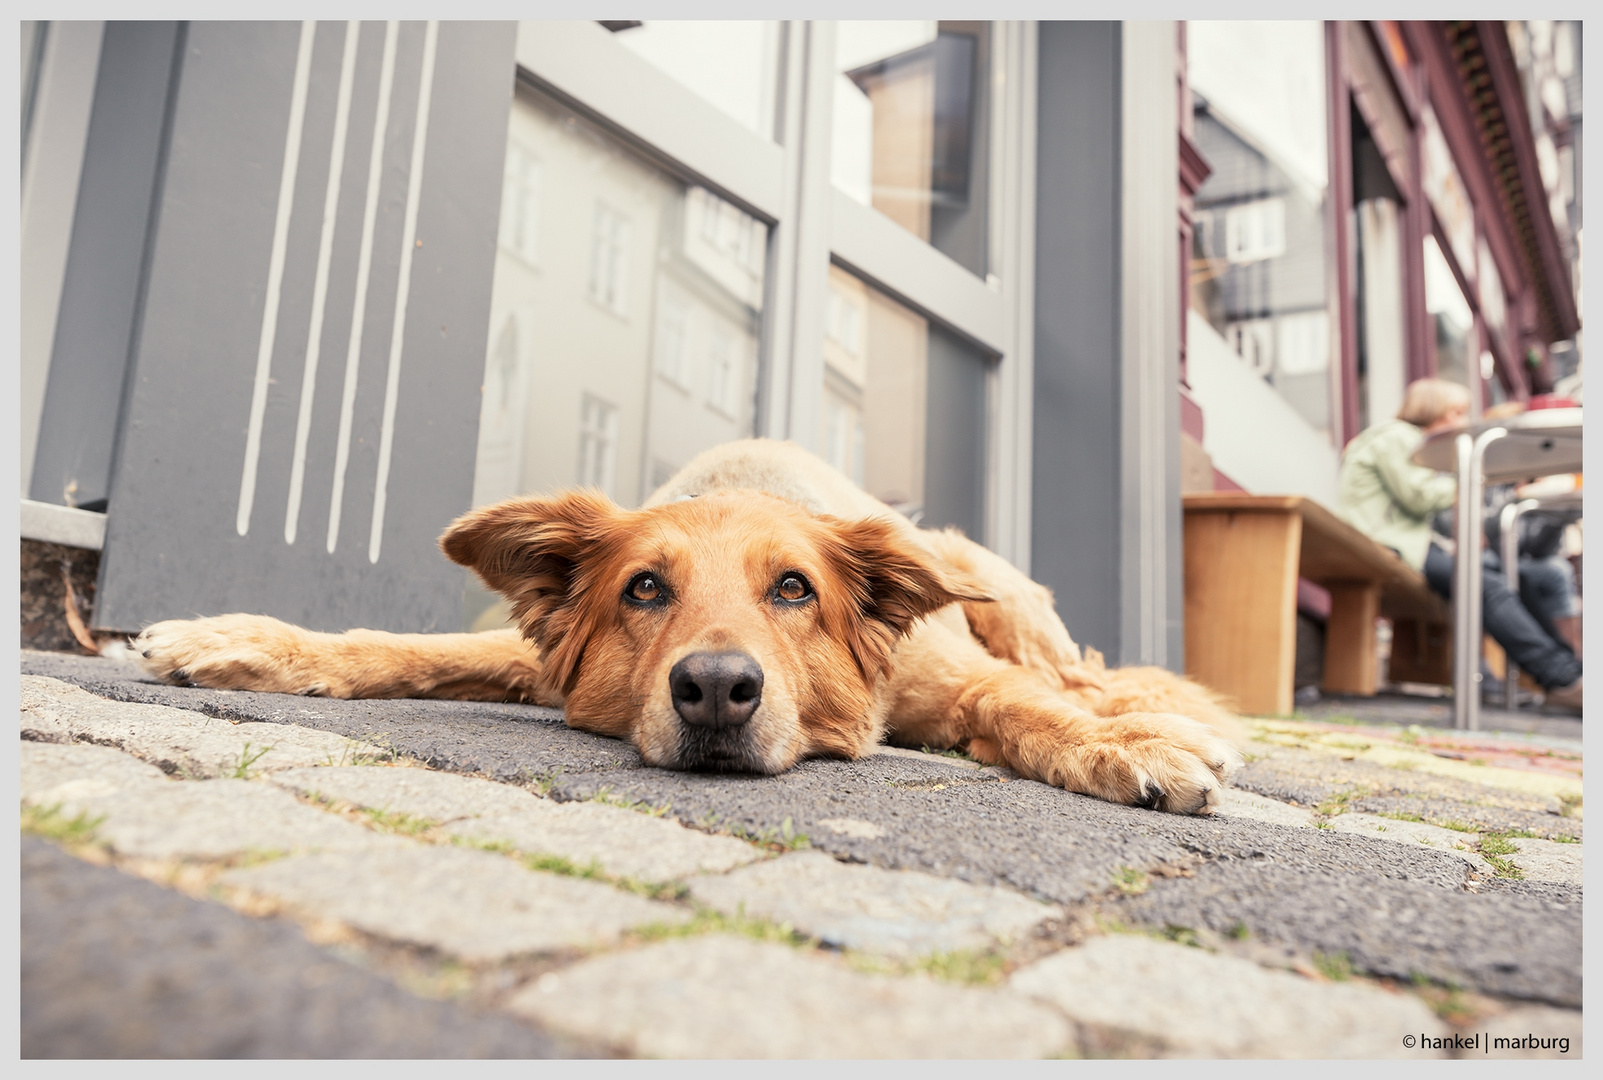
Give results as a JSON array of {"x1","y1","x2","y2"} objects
[
  {"x1": 625, "y1": 573, "x2": 665, "y2": 604},
  {"x1": 774, "y1": 573, "x2": 813, "y2": 603}
]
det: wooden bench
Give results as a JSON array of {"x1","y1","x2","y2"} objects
[{"x1": 1182, "y1": 493, "x2": 1451, "y2": 716}]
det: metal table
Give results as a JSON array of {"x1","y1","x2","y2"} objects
[{"x1": 1413, "y1": 407, "x2": 1583, "y2": 729}]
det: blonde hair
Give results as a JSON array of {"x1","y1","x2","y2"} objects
[{"x1": 1397, "y1": 378, "x2": 1471, "y2": 427}]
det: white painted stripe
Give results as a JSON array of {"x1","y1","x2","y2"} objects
[
  {"x1": 326, "y1": 20, "x2": 399, "y2": 555},
  {"x1": 285, "y1": 20, "x2": 361, "y2": 546},
  {"x1": 368, "y1": 20, "x2": 438, "y2": 564},
  {"x1": 237, "y1": 20, "x2": 316, "y2": 537}
]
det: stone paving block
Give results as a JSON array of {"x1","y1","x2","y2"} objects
[
  {"x1": 1214, "y1": 787, "x2": 1314, "y2": 828},
  {"x1": 1326, "y1": 812, "x2": 1482, "y2": 866},
  {"x1": 1506, "y1": 837, "x2": 1582, "y2": 886},
  {"x1": 31, "y1": 778, "x2": 391, "y2": 861},
  {"x1": 21, "y1": 740, "x2": 172, "y2": 804},
  {"x1": 686, "y1": 851, "x2": 1059, "y2": 956},
  {"x1": 506, "y1": 934, "x2": 1072, "y2": 1058},
  {"x1": 451, "y1": 803, "x2": 764, "y2": 882},
  {"x1": 218, "y1": 845, "x2": 691, "y2": 962},
  {"x1": 1010, "y1": 934, "x2": 1448, "y2": 1058},
  {"x1": 22, "y1": 675, "x2": 384, "y2": 778},
  {"x1": 1482, "y1": 1004, "x2": 1582, "y2": 1059},
  {"x1": 266, "y1": 765, "x2": 545, "y2": 821}
]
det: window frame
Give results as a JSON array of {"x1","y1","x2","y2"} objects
[{"x1": 511, "y1": 20, "x2": 1038, "y2": 569}]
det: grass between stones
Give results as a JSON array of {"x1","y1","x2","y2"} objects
[
  {"x1": 1311, "y1": 785, "x2": 1370, "y2": 825},
  {"x1": 692, "y1": 811, "x2": 811, "y2": 852},
  {"x1": 229, "y1": 741, "x2": 275, "y2": 779},
  {"x1": 21, "y1": 802, "x2": 105, "y2": 848},
  {"x1": 1110, "y1": 867, "x2": 1149, "y2": 896}
]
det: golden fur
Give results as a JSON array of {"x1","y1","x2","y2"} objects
[{"x1": 135, "y1": 439, "x2": 1243, "y2": 813}]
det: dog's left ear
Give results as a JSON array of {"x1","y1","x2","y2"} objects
[{"x1": 819, "y1": 516, "x2": 991, "y2": 678}]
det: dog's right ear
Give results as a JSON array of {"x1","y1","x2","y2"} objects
[{"x1": 439, "y1": 491, "x2": 621, "y2": 686}]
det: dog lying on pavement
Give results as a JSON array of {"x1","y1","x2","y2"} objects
[{"x1": 134, "y1": 440, "x2": 1243, "y2": 814}]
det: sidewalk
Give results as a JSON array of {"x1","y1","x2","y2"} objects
[{"x1": 20, "y1": 650, "x2": 1583, "y2": 1059}]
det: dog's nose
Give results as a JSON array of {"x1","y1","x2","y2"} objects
[{"x1": 669, "y1": 652, "x2": 764, "y2": 729}]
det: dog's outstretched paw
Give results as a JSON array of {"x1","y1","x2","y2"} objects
[
  {"x1": 1055, "y1": 713, "x2": 1242, "y2": 815},
  {"x1": 133, "y1": 614, "x2": 325, "y2": 695}
]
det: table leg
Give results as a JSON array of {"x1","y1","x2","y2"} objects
[{"x1": 1454, "y1": 427, "x2": 1508, "y2": 730}]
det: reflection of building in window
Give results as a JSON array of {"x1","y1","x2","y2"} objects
[
  {"x1": 577, "y1": 393, "x2": 619, "y2": 496},
  {"x1": 654, "y1": 294, "x2": 689, "y2": 388},
  {"x1": 706, "y1": 326, "x2": 738, "y2": 418},
  {"x1": 588, "y1": 203, "x2": 630, "y2": 315},
  {"x1": 832, "y1": 22, "x2": 989, "y2": 275},
  {"x1": 471, "y1": 314, "x2": 529, "y2": 508},
  {"x1": 822, "y1": 389, "x2": 866, "y2": 487},
  {"x1": 1423, "y1": 234, "x2": 1473, "y2": 392},
  {"x1": 499, "y1": 142, "x2": 540, "y2": 266},
  {"x1": 683, "y1": 187, "x2": 765, "y2": 308},
  {"x1": 1222, "y1": 198, "x2": 1285, "y2": 264}
]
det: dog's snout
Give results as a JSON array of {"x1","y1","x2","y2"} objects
[{"x1": 669, "y1": 652, "x2": 764, "y2": 729}]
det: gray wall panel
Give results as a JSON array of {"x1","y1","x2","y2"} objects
[
  {"x1": 30, "y1": 22, "x2": 180, "y2": 510},
  {"x1": 95, "y1": 21, "x2": 516, "y2": 634},
  {"x1": 1031, "y1": 21, "x2": 1122, "y2": 659}
]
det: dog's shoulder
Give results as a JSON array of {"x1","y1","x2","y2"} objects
[{"x1": 643, "y1": 439, "x2": 898, "y2": 524}]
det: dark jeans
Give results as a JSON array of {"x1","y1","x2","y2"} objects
[{"x1": 1422, "y1": 543, "x2": 1582, "y2": 690}]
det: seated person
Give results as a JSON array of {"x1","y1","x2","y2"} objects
[{"x1": 1336, "y1": 378, "x2": 1582, "y2": 711}]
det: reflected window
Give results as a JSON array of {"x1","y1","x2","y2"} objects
[
  {"x1": 1423, "y1": 235, "x2": 1474, "y2": 395},
  {"x1": 832, "y1": 21, "x2": 991, "y2": 276},
  {"x1": 467, "y1": 86, "x2": 770, "y2": 627},
  {"x1": 1351, "y1": 106, "x2": 1406, "y2": 432},
  {"x1": 499, "y1": 142, "x2": 541, "y2": 266},
  {"x1": 1188, "y1": 20, "x2": 1337, "y2": 439},
  {"x1": 822, "y1": 266, "x2": 991, "y2": 540},
  {"x1": 604, "y1": 21, "x2": 782, "y2": 141}
]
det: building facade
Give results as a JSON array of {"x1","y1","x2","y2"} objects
[{"x1": 18, "y1": 20, "x2": 1583, "y2": 673}]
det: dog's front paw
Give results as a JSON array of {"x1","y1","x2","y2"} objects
[
  {"x1": 134, "y1": 614, "x2": 332, "y2": 695},
  {"x1": 1059, "y1": 713, "x2": 1241, "y2": 815}
]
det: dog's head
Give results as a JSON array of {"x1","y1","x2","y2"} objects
[{"x1": 441, "y1": 491, "x2": 984, "y2": 773}]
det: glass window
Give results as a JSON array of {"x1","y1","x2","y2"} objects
[
  {"x1": 1187, "y1": 20, "x2": 1337, "y2": 440},
  {"x1": 1423, "y1": 234, "x2": 1474, "y2": 393},
  {"x1": 468, "y1": 85, "x2": 769, "y2": 626},
  {"x1": 603, "y1": 21, "x2": 782, "y2": 141},
  {"x1": 1351, "y1": 107, "x2": 1406, "y2": 432},
  {"x1": 832, "y1": 21, "x2": 991, "y2": 276},
  {"x1": 822, "y1": 265, "x2": 991, "y2": 540}
]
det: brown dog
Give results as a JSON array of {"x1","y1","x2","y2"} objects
[{"x1": 134, "y1": 440, "x2": 1243, "y2": 813}]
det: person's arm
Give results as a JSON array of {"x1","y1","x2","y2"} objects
[{"x1": 1372, "y1": 430, "x2": 1457, "y2": 517}]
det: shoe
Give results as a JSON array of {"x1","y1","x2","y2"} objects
[{"x1": 1544, "y1": 678, "x2": 1583, "y2": 715}]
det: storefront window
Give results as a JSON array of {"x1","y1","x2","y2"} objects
[
  {"x1": 604, "y1": 21, "x2": 782, "y2": 141},
  {"x1": 1423, "y1": 234, "x2": 1474, "y2": 394},
  {"x1": 1187, "y1": 21, "x2": 1337, "y2": 440},
  {"x1": 468, "y1": 86, "x2": 768, "y2": 625},
  {"x1": 831, "y1": 21, "x2": 991, "y2": 277},
  {"x1": 822, "y1": 265, "x2": 990, "y2": 540}
]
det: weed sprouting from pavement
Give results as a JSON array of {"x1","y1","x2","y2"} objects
[
  {"x1": 1312, "y1": 786, "x2": 1368, "y2": 819},
  {"x1": 21, "y1": 802, "x2": 105, "y2": 846},
  {"x1": 1556, "y1": 793, "x2": 1582, "y2": 818},
  {"x1": 1474, "y1": 832, "x2": 1526, "y2": 879},
  {"x1": 725, "y1": 817, "x2": 811, "y2": 852},
  {"x1": 848, "y1": 947, "x2": 1008, "y2": 986},
  {"x1": 1161, "y1": 924, "x2": 1203, "y2": 949},
  {"x1": 360, "y1": 807, "x2": 440, "y2": 837},
  {"x1": 1312, "y1": 950, "x2": 1353, "y2": 981},
  {"x1": 1550, "y1": 833, "x2": 1579, "y2": 844},
  {"x1": 523, "y1": 852, "x2": 604, "y2": 879},
  {"x1": 230, "y1": 742, "x2": 274, "y2": 779},
  {"x1": 585, "y1": 786, "x2": 670, "y2": 817},
  {"x1": 631, "y1": 904, "x2": 811, "y2": 948},
  {"x1": 1111, "y1": 867, "x2": 1149, "y2": 896},
  {"x1": 1227, "y1": 921, "x2": 1250, "y2": 940}
]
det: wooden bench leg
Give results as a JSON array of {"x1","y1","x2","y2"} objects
[
  {"x1": 1387, "y1": 617, "x2": 1453, "y2": 686},
  {"x1": 1183, "y1": 509, "x2": 1301, "y2": 716},
  {"x1": 1322, "y1": 582, "x2": 1380, "y2": 696}
]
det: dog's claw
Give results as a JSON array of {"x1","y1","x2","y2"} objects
[{"x1": 1135, "y1": 781, "x2": 1166, "y2": 810}]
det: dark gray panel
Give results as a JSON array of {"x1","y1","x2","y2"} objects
[
  {"x1": 1031, "y1": 22, "x2": 1123, "y2": 659},
  {"x1": 922, "y1": 327, "x2": 988, "y2": 543},
  {"x1": 30, "y1": 22, "x2": 181, "y2": 510},
  {"x1": 95, "y1": 21, "x2": 516, "y2": 633}
]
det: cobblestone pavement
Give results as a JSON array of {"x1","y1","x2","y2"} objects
[{"x1": 19, "y1": 651, "x2": 1584, "y2": 1059}]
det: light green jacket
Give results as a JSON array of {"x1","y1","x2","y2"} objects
[{"x1": 1336, "y1": 418, "x2": 1458, "y2": 570}]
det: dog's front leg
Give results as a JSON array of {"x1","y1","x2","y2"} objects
[
  {"x1": 134, "y1": 614, "x2": 552, "y2": 704},
  {"x1": 884, "y1": 614, "x2": 1239, "y2": 814}
]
